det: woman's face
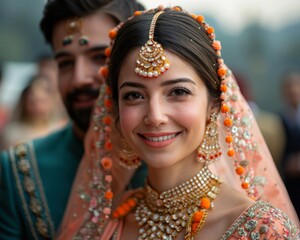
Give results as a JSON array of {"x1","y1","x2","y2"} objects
[{"x1": 118, "y1": 49, "x2": 210, "y2": 169}]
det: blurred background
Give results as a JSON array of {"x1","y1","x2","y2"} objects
[{"x1": 0, "y1": 0, "x2": 300, "y2": 112}]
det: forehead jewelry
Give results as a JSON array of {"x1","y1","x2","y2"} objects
[
  {"x1": 62, "y1": 18, "x2": 89, "y2": 46},
  {"x1": 135, "y1": 11, "x2": 170, "y2": 78}
]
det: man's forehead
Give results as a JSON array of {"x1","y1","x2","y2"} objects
[{"x1": 51, "y1": 12, "x2": 115, "y2": 53}]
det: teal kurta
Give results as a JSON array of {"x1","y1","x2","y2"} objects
[
  {"x1": 0, "y1": 124, "x2": 83, "y2": 239},
  {"x1": 0, "y1": 123, "x2": 147, "y2": 239}
]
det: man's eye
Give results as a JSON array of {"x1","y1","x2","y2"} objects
[
  {"x1": 92, "y1": 54, "x2": 106, "y2": 64},
  {"x1": 58, "y1": 60, "x2": 73, "y2": 69}
]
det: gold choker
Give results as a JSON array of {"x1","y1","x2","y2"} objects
[{"x1": 134, "y1": 166, "x2": 222, "y2": 239}]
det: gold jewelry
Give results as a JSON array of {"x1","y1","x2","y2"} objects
[
  {"x1": 197, "y1": 113, "x2": 222, "y2": 165},
  {"x1": 134, "y1": 166, "x2": 221, "y2": 239},
  {"x1": 135, "y1": 11, "x2": 170, "y2": 78},
  {"x1": 119, "y1": 139, "x2": 141, "y2": 169},
  {"x1": 62, "y1": 18, "x2": 89, "y2": 46}
]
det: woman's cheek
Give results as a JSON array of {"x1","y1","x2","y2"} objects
[{"x1": 119, "y1": 106, "x2": 141, "y2": 135}]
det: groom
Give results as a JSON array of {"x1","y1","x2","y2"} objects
[{"x1": 0, "y1": 0, "x2": 146, "y2": 239}]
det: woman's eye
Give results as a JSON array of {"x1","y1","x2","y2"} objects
[
  {"x1": 123, "y1": 92, "x2": 144, "y2": 100},
  {"x1": 92, "y1": 53, "x2": 106, "y2": 64},
  {"x1": 170, "y1": 88, "x2": 191, "y2": 96}
]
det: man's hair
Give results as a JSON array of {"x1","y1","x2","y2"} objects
[{"x1": 40, "y1": 0, "x2": 144, "y2": 45}]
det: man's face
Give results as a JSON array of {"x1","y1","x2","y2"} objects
[{"x1": 52, "y1": 12, "x2": 116, "y2": 137}]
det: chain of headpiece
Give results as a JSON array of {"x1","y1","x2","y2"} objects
[{"x1": 135, "y1": 10, "x2": 171, "y2": 78}]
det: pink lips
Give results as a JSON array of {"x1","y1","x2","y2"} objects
[{"x1": 139, "y1": 132, "x2": 178, "y2": 148}]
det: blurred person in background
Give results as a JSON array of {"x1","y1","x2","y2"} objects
[
  {"x1": 235, "y1": 71, "x2": 285, "y2": 168},
  {"x1": 280, "y1": 71, "x2": 300, "y2": 217},
  {"x1": 1, "y1": 74, "x2": 66, "y2": 148},
  {"x1": 0, "y1": 0, "x2": 146, "y2": 239}
]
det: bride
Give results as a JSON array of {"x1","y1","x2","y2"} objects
[{"x1": 57, "y1": 6, "x2": 299, "y2": 240}]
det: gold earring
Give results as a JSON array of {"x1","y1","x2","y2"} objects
[
  {"x1": 119, "y1": 139, "x2": 141, "y2": 169},
  {"x1": 197, "y1": 113, "x2": 222, "y2": 165}
]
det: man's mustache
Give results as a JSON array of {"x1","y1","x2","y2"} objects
[{"x1": 66, "y1": 88, "x2": 99, "y2": 103}]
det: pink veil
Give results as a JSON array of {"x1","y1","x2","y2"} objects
[{"x1": 212, "y1": 68, "x2": 299, "y2": 224}]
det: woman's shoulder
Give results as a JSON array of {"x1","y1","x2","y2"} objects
[{"x1": 220, "y1": 200, "x2": 300, "y2": 240}]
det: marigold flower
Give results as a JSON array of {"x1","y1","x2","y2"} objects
[
  {"x1": 109, "y1": 29, "x2": 117, "y2": 39},
  {"x1": 225, "y1": 135, "x2": 233, "y2": 143},
  {"x1": 218, "y1": 68, "x2": 227, "y2": 78},
  {"x1": 127, "y1": 198, "x2": 137, "y2": 208},
  {"x1": 212, "y1": 40, "x2": 221, "y2": 51},
  {"x1": 241, "y1": 182, "x2": 249, "y2": 189},
  {"x1": 223, "y1": 118, "x2": 232, "y2": 127},
  {"x1": 104, "y1": 141, "x2": 112, "y2": 151},
  {"x1": 172, "y1": 6, "x2": 181, "y2": 11},
  {"x1": 105, "y1": 191, "x2": 113, "y2": 199},
  {"x1": 104, "y1": 47, "x2": 111, "y2": 57},
  {"x1": 220, "y1": 84, "x2": 227, "y2": 92},
  {"x1": 191, "y1": 223, "x2": 199, "y2": 233},
  {"x1": 99, "y1": 66, "x2": 108, "y2": 78},
  {"x1": 235, "y1": 166, "x2": 245, "y2": 175},
  {"x1": 196, "y1": 15, "x2": 204, "y2": 23},
  {"x1": 193, "y1": 211, "x2": 204, "y2": 223},
  {"x1": 206, "y1": 26, "x2": 214, "y2": 34},
  {"x1": 134, "y1": 11, "x2": 142, "y2": 16},
  {"x1": 103, "y1": 116, "x2": 112, "y2": 125},
  {"x1": 221, "y1": 104, "x2": 229, "y2": 113},
  {"x1": 227, "y1": 148, "x2": 235, "y2": 157},
  {"x1": 200, "y1": 197, "x2": 211, "y2": 209},
  {"x1": 104, "y1": 99, "x2": 112, "y2": 108},
  {"x1": 101, "y1": 157, "x2": 112, "y2": 170}
]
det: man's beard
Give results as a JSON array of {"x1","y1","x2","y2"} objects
[{"x1": 64, "y1": 87, "x2": 99, "y2": 132}]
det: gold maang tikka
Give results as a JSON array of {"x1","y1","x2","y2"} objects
[
  {"x1": 62, "y1": 18, "x2": 89, "y2": 46},
  {"x1": 135, "y1": 11, "x2": 170, "y2": 78}
]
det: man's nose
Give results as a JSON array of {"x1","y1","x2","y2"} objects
[{"x1": 72, "y1": 57, "x2": 94, "y2": 87}]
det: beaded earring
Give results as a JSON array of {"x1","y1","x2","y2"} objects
[
  {"x1": 197, "y1": 113, "x2": 222, "y2": 165},
  {"x1": 119, "y1": 139, "x2": 141, "y2": 169}
]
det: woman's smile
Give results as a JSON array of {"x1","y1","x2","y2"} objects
[{"x1": 138, "y1": 132, "x2": 180, "y2": 148}]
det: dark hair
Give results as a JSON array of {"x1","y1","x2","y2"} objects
[
  {"x1": 40, "y1": 0, "x2": 145, "y2": 45},
  {"x1": 108, "y1": 8, "x2": 221, "y2": 110}
]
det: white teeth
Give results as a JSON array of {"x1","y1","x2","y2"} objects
[{"x1": 145, "y1": 134, "x2": 177, "y2": 142}]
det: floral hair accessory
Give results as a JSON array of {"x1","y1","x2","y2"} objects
[{"x1": 135, "y1": 11, "x2": 170, "y2": 78}]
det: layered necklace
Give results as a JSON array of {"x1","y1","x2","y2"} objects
[{"x1": 113, "y1": 166, "x2": 222, "y2": 240}]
